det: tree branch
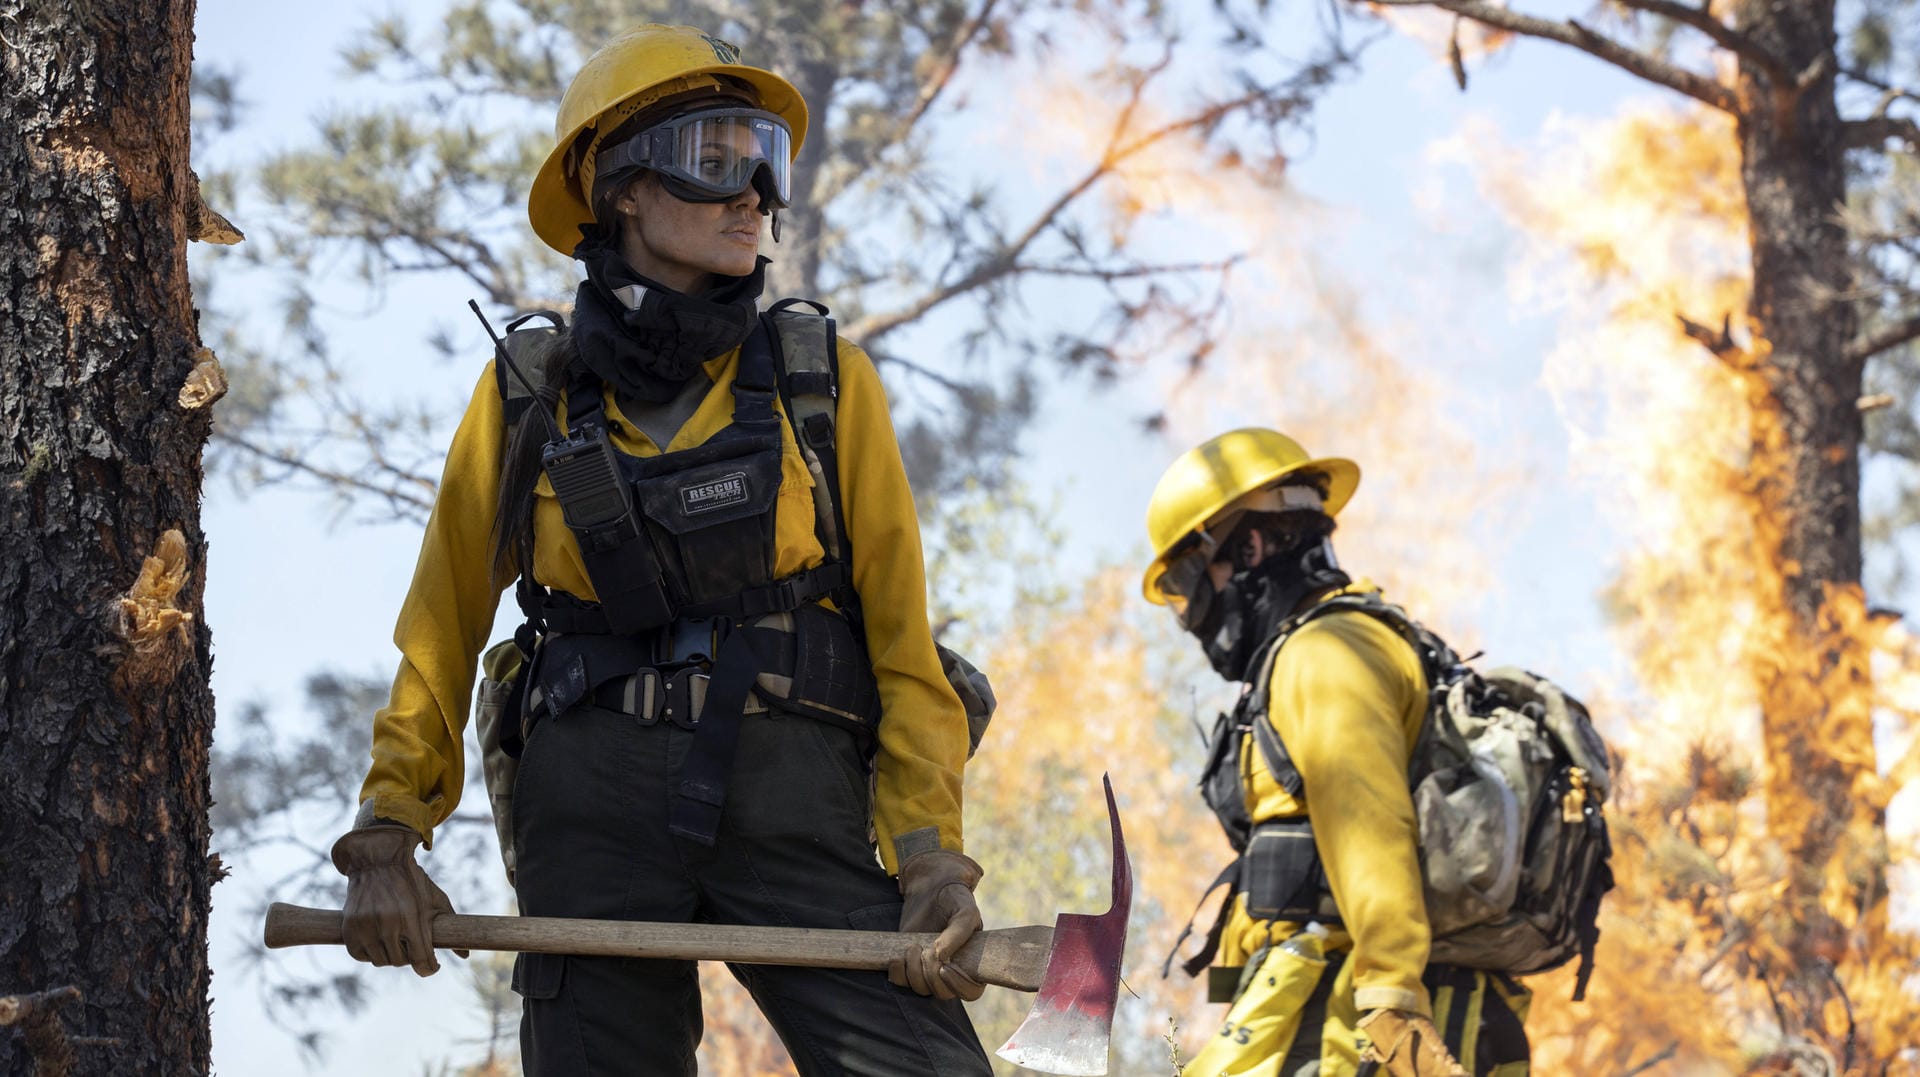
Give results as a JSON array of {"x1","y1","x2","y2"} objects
[
  {"x1": 1008, "y1": 255, "x2": 1244, "y2": 282},
  {"x1": 844, "y1": 58, "x2": 1275, "y2": 344},
  {"x1": 866, "y1": 347, "x2": 971, "y2": 395},
  {"x1": 213, "y1": 428, "x2": 436, "y2": 518},
  {"x1": 1840, "y1": 65, "x2": 1920, "y2": 105},
  {"x1": 1843, "y1": 115, "x2": 1920, "y2": 152},
  {"x1": 1678, "y1": 311, "x2": 1745, "y2": 365},
  {"x1": 1365, "y1": 0, "x2": 1739, "y2": 113},
  {"x1": 1847, "y1": 313, "x2": 1920, "y2": 366},
  {"x1": 1612, "y1": 0, "x2": 1792, "y2": 85},
  {"x1": 812, "y1": 0, "x2": 1000, "y2": 209},
  {"x1": 893, "y1": 0, "x2": 999, "y2": 149},
  {"x1": 1621, "y1": 1042, "x2": 1681, "y2": 1077}
]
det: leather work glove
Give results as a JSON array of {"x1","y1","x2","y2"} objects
[
  {"x1": 888, "y1": 849, "x2": 986, "y2": 1001},
  {"x1": 1356, "y1": 1008, "x2": 1470, "y2": 1077},
  {"x1": 330, "y1": 821, "x2": 463, "y2": 977}
]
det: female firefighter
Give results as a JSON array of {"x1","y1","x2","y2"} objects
[
  {"x1": 327, "y1": 24, "x2": 993, "y2": 1075},
  {"x1": 1143, "y1": 429, "x2": 1528, "y2": 1077}
]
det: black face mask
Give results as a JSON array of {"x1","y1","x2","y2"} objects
[
  {"x1": 1190, "y1": 533, "x2": 1350, "y2": 682},
  {"x1": 569, "y1": 225, "x2": 767, "y2": 403}
]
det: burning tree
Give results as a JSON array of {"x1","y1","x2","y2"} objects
[{"x1": 1341, "y1": 0, "x2": 1920, "y2": 1072}]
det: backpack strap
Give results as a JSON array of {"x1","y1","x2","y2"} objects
[
  {"x1": 1160, "y1": 857, "x2": 1242, "y2": 980},
  {"x1": 1245, "y1": 593, "x2": 1442, "y2": 795},
  {"x1": 764, "y1": 298, "x2": 860, "y2": 613},
  {"x1": 495, "y1": 310, "x2": 567, "y2": 425}
]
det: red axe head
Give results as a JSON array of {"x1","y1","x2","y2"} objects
[{"x1": 995, "y1": 774, "x2": 1134, "y2": 1076}]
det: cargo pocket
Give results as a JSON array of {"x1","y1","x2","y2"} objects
[
  {"x1": 798, "y1": 716, "x2": 871, "y2": 818},
  {"x1": 512, "y1": 951, "x2": 566, "y2": 1000},
  {"x1": 847, "y1": 902, "x2": 904, "y2": 932},
  {"x1": 1185, "y1": 933, "x2": 1330, "y2": 1075}
]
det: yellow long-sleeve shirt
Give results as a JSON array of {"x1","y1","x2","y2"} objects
[
  {"x1": 358, "y1": 337, "x2": 969, "y2": 874},
  {"x1": 1218, "y1": 590, "x2": 1433, "y2": 1016}
]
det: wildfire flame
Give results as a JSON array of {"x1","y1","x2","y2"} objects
[
  {"x1": 1028, "y1": 38, "x2": 1920, "y2": 1075},
  {"x1": 1437, "y1": 100, "x2": 1920, "y2": 1072}
]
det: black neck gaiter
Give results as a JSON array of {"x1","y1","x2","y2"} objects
[
  {"x1": 1197, "y1": 540, "x2": 1352, "y2": 682},
  {"x1": 570, "y1": 227, "x2": 766, "y2": 403}
]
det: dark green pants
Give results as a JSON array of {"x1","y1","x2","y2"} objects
[{"x1": 511, "y1": 703, "x2": 992, "y2": 1076}]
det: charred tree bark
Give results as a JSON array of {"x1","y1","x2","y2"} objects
[
  {"x1": 1730, "y1": 0, "x2": 1882, "y2": 1065},
  {"x1": 0, "y1": 1, "x2": 217, "y2": 1075}
]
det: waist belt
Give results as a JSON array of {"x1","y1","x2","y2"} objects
[
  {"x1": 575, "y1": 667, "x2": 773, "y2": 727},
  {"x1": 524, "y1": 597, "x2": 878, "y2": 849}
]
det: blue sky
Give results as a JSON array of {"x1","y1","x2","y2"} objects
[{"x1": 189, "y1": 1, "x2": 1749, "y2": 1072}]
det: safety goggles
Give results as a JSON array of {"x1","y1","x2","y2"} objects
[
  {"x1": 595, "y1": 107, "x2": 793, "y2": 210},
  {"x1": 1154, "y1": 484, "x2": 1327, "y2": 629}
]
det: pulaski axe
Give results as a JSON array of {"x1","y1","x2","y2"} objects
[{"x1": 265, "y1": 775, "x2": 1133, "y2": 1075}]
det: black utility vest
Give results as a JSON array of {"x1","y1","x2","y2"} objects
[{"x1": 504, "y1": 311, "x2": 876, "y2": 846}]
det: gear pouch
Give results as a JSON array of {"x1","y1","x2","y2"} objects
[
  {"x1": 1243, "y1": 819, "x2": 1336, "y2": 923},
  {"x1": 750, "y1": 603, "x2": 880, "y2": 735},
  {"x1": 475, "y1": 640, "x2": 523, "y2": 885},
  {"x1": 632, "y1": 432, "x2": 784, "y2": 606},
  {"x1": 1199, "y1": 712, "x2": 1253, "y2": 852}
]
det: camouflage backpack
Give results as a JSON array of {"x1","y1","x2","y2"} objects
[{"x1": 1184, "y1": 594, "x2": 1615, "y2": 998}]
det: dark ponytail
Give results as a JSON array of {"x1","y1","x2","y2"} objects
[{"x1": 489, "y1": 331, "x2": 574, "y2": 587}]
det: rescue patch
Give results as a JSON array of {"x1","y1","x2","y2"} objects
[{"x1": 681, "y1": 472, "x2": 751, "y2": 515}]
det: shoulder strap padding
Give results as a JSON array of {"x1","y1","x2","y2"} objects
[
  {"x1": 765, "y1": 300, "x2": 846, "y2": 562},
  {"x1": 1246, "y1": 593, "x2": 1444, "y2": 795},
  {"x1": 496, "y1": 310, "x2": 567, "y2": 426}
]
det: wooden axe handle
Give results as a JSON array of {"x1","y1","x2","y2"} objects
[{"x1": 263, "y1": 903, "x2": 1053, "y2": 992}]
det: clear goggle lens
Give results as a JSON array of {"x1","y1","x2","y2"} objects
[
  {"x1": 597, "y1": 107, "x2": 793, "y2": 208},
  {"x1": 1156, "y1": 542, "x2": 1216, "y2": 629}
]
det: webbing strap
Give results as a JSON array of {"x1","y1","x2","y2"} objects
[
  {"x1": 565, "y1": 365, "x2": 604, "y2": 435},
  {"x1": 1251, "y1": 705, "x2": 1304, "y2": 798},
  {"x1": 1246, "y1": 594, "x2": 1427, "y2": 796},
  {"x1": 668, "y1": 626, "x2": 788, "y2": 845},
  {"x1": 730, "y1": 319, "x2": 780, "y2": 428},
  {"x1": 763, "y1": 305, "x2": 858, "y2": 614},
  {"x1": 1161, "y1": 858, "x2": 1242, "y2": 980},
  {"x1": 537, "y1": 562, "x2": 850, "y2": 635}
]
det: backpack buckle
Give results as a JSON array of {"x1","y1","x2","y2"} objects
[
  {"x1": 665, "y1": 617, "x2": 724, "y2": 666},
  {"x1": 1560, "y1": 767, "x2": 1590, "y2": 823},
  {"x1": 801, "y1": 412, "x2": 834, "y2": 450}
]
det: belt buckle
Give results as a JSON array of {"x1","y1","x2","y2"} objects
[
  {"x1": 669, "y1": 617, "x2": 717, "y2": 665},
  {"x1": 663, "y1": 668, "x2": 711, "y2": 730},
  {"x1": 625, "y1": 669, "x2": 664, "y2": 726}
]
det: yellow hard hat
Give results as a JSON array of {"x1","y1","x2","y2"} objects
[
  {"x1": 527, "y1": 25, "x2": 810, "y2": 255},
  {"x1": 1141, "y1": 428, "x2": 1359, "y2": 604}
]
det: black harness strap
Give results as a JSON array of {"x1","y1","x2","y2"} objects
[
  {"x1": 668, "y1": 625, "x2": 789, "y2": 844},
  {"x1": 536, "y1": 561, "x2": 850, "y2": 634},
  {"x1": 1162, "y1": 858, "x2": 1243, "y2": 980},
  {"x1": 664, "y1": 320, "x2": 811, "y2": 847}
]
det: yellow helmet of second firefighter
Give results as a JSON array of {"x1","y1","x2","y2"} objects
[
  {"x1": 1141, "y1": 428, "x2": 1360, "y2": 604},
  {"x1": 527, "y1": 24, "x2": 810, "y2": 256}
]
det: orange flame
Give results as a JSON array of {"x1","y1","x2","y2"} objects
[{"x1": 1447, "y1": 102, "x2": 1920, "y2": 1072}]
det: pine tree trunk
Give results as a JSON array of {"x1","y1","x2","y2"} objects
[
  {"x1": 1731, "y1": 1, "x2": 1883, "y2": 1066},
  {"x1": 0, "y1": 1, "x2": 217, "y2": 1075}
]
